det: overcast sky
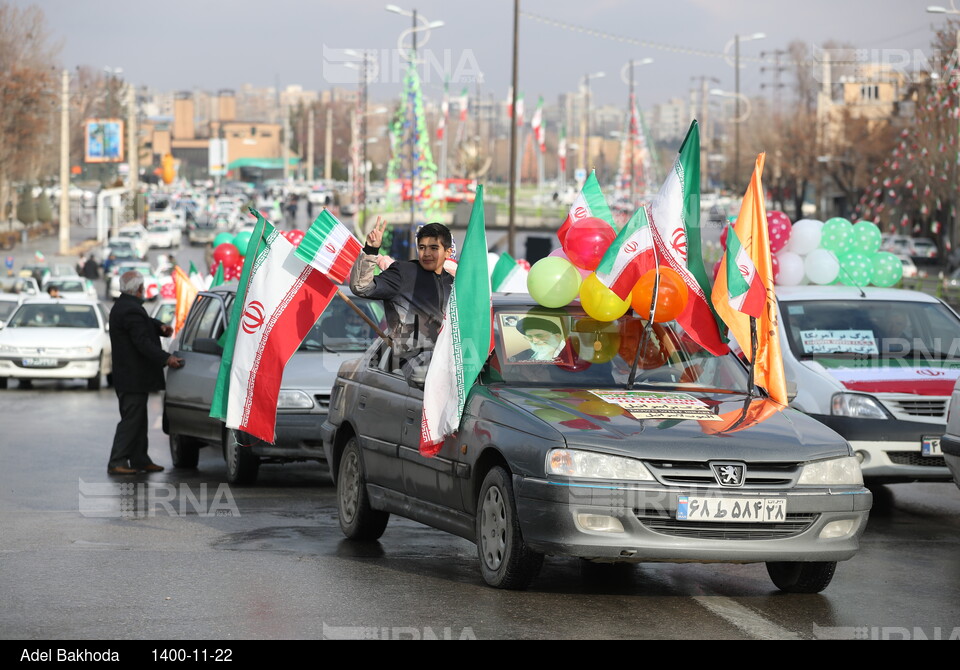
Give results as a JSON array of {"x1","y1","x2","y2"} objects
[{"x1": 23, "y1": 0, "x2": 948, "y2": 109}]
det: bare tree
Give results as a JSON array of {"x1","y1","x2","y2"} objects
[{"x1": 0, "y1": 3, "x2": 61, "y2": 219}]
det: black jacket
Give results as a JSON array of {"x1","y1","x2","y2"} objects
[{"x1": 109, "y1": 293, "x2": 170, "y2": 393}]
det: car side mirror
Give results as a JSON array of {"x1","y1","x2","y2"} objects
[{"x1": 193, "y1": 337, "x2": 223, "y2": 356}]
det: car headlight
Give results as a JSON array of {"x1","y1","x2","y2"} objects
[
  {"x1": 276, "y1": 389, "x2": 314, "y2": 409},
  {"x1": 798, "y1": 456, "x2": 864, "y2": 486},
  {"x1": 546, "y1": 448, "x2": 655, "y2": 481},
  {"x1": 68, "y1": 346, "x2": 95, "y2": 356},
  {"x1": 831, "y1": 392, "x2": 890, "y2": 419}
]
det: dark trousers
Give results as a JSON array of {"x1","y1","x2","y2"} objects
[{"x1": 108, "y1": 392, "x2": 152, "y2": 469}]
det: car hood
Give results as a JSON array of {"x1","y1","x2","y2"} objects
[
  {"x1": 0, "y1": 327, "x2": 103, "y2": 348},
  {"x1": 487, "y1": 387, "x2": 848, "y2": 462},
  {"x1": 808, "y1": 359, "x2": 960, "y2": 397}
]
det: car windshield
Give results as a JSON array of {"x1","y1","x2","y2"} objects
[
  {"x1": 0, "y1": 300, "x2": 18, "y2": 321},
  {"x1": 299, "y1": 298, "x2": 384, "y2": 353},
  {"x1": 8, "y1": 303, "x2": 98, "y2": 328},
  {"x1": 481, "y1": 306, "x2": 751, "y2": 392},
  {"x1": 780, "y1": 299, "x2": 960, "y2": 364},
  {"x1": 47, "y1": 280, "x2": 86, "y2": 293}
]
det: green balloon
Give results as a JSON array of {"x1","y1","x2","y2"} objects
[
  {"x1": 232, "y1": 230, "x2": 253, "y2": 255},
  {"x1": 527, "y1": 257, "x2": 582, "y2": 308},
  {"x1": 820, "y1": 217, "x2": 853, "y2": 254},
  {"x1": 870, "y1": 251, "x2": 903, "y2": 287},
  {"x1": 851, "y1": 220, "x2": 882, "y2": 254},
  {"x1": 213, "y1": 231, "x2": 235, "y2": 249},
  {"x1": 838, "y1": 252, "x2": 873, "y2": 286}
]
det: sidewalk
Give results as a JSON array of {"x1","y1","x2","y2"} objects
[{"x1": 2, "y1": 222, "x2": 100, "y2": 277}]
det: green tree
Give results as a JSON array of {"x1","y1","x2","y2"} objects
[{"x1": 16, "y1": 187, "x2": 36, "y2": 225}]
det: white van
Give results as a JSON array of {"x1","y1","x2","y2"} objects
[{"x1": 775, "y1": 285, "x2": 959, "y2": 484}]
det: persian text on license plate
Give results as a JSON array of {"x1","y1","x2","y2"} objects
[
  {"x1": 922, "y1": 436, "x2": 942, "y2": 457},
  {"x1": 22, "y1": 358, "x2": 58, "y2": 367},
  {"x1": 677, "y1": 496, "x2": 786, "y2": 522}
]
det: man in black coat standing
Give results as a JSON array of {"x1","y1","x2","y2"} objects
[{"x1": 107, "y1": 270, "x2": 184, "y2": 475}]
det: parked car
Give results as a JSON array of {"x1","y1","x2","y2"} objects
[
  {"x1": 910, "y1": 237, "x2": 939, "y2": 259},
  {"x1": 162, "y1": 284, "x2": 383, "y2": 485},
  {"x1": 898, "y1": 254, "x2": 919, "y2": 279},
  {"x1": 941, "y1": 378, "x2": 960, "y2": 492},
  {"x1": 776, "y1": 285, "x2": 959, "y2": 484},
  {"x1": 0, "y1": 297, "x2": 111, "y2": 390},
  {"x1": 322, "y1": 295, "x2": 871, "y2": 592}
]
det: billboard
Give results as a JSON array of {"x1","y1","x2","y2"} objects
[{"x1": 84, "y1": 118, "x2": 124, "y2": 163}]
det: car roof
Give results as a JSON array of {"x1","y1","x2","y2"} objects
[
  {"x1": 20, "y1": 296, "x2": 100, "y2": 306},
  {"x1": 774, "y1": 284, "x2": 941, "y2": 304}
]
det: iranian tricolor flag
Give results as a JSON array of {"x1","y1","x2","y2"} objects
[
  {"x1": 515, "y1": 92, "x2": 525, "y2": 127},
  {"x1": 490, "y1": 252, "x2": 528, "y2": 292},
  {"x1": 210, "y1": 211, "x2": 338, "y2": 443},
  {"x1": 594, "y1": 205, "x2": 658, "y2": 300},
  {"x1": 294, "y1": 209, "x2": 363, "y2": 284},
  {"x1": 437, "y1": 82, "x2": 449, "y2": 140},
  {"x1": 459, "y1": 87, "x2": 469, "y2": 122},
  {"x1": 558, "y1": 124, "x2": 567, "y2": 174},
  {"x1": 721, "y1": 226, "x2": 765, "y2": 317},
  {"x1": 648, "y1": 120, "x2": 729, "y2": 356},
  {"x1": 531, "y1": 96, "x2": 545, "y2": 153},
  {"x1": 557, "y1": 170, "x2": 615, "y2": 246},
  {"x1": 420, "y1": 186, "x2": 492, "y2": 456}
]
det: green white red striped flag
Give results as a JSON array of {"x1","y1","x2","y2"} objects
[
  {"x1": 210, "y1": 210, "x2": 338, "y2": 443},
  {"x1": 648, "y1": 120, "x2": 728, "y2": 355},
  {"x1": 490, "y1": 252, "x2": 528, "y2": 292},
  {"x1": 557, "y1": 170, "x2": 615, "y2": 246},
  {"x1": 295, "y1": 209, "x2": 363, "y2": 284},
  {"x1": 420, "y1": 185, "x2": 492, "y2": 456},
  {"x1": 723, "y1": 226, "x2": 765, "y2": 317},
  {"x1": 594, "y1": 205, "x2": 658, "y2": 300}
]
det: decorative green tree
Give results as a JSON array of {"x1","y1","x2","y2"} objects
[
  {"x1": 35, "y1": 193, "x2": 52, "y2": 224},
  {"x1": 16, "y1": 186, "x2": 36, "y2": 226}
]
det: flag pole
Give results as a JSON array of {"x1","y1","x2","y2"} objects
[
  {"x1": 334, "y1": 289, "x2": 392, "y2": 345},
  {"x1": 746, "y1": 316, "x2": 758, "y2": 396}
]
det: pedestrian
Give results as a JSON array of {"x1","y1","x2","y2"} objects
[
  {"x1": 106, "y1": 270, "x2": 184, "y2": 475},
  {"x1": 102, "y1": 253, "x2": 116, "y2": 299},
  {"x1": 81, "y1": 254, "x2": 100, "y2": 280},
  {"x1": 349, "y1": 218, "x2": 454, "y2": 372}
]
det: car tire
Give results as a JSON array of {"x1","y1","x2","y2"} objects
[
  {"x1": 766, "y1": 561, "x2": 837, "y2": 594},
  {"x1": 476, "y1": 466, "x2": 543, "y2": 590},
  {"x1": 337, "y1": 437, "x2": 389, "y2": 541},
  {"x1": 0, "y1": 377, "x2": 7, "y2": 390},
  {"x1": 87, "y1": 354, "x2": 105, "y2": 390},
  {"x1": 170, "y1": 433, "x2": 201, "y2": 469},
  {"x1": 224, "y1": 427, "x2": 260, "y2": 485}
]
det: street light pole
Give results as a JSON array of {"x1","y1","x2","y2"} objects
[
  {"x1": 58, "y1": 69, "x2": 70, "y2": 255},
  {"x1": 621, "y1": 58, "x2": 653, "y2": 207},
  {"x1": 725, "y1": 33, "x2": 764, "y2": 191},
  {"x1": 508, "y1": 0, "x2": 519, "y2": 256},
  {"x1": 579, "y1": 71, "x2": 606, "y2": 179}
]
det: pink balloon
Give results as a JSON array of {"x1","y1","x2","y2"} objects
[
  {"x1": 767, "y1": 210, "x2": 792, "y2": 254},
  {"x1": 771, "y1": 252, "x2": 780, "y2": 283},
  {"x1": 562, "y1": 217, "x2": 617, "y2": 271},
  {"x1": 549, "y1": 248, "x2": 591, "y2": 278}
]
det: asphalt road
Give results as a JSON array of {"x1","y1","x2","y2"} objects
[{"x1": 1, "y1": 216, "x2": 959, "y2": 642}]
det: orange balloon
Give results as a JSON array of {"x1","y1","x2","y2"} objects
[
  {"x1": 630, "y1": 267, "x2": 689, "y2": 323},
  {"x1": 618, "y1": 319, "x2": 668, "y2": 369}
]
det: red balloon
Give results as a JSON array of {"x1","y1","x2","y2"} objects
[
  {"x1": 213, "y1": 243, "x2": 240, "y2": 267},
  {"x1": 771, "y1": 253, "x2": 780, "y2": 283},
  {"x1": 766, "y1": 210, "x2": 792, "y2": 254},
  {"x1": 630, "y1": 266, "x2": 689, "y2": 323},
  {"x1": 562, "y1": 217, "x2": 617, "y2": 271}
]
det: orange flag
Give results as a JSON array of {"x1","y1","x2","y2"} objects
[
  {"x1": 172, "y1": 265, "x2": 198, "y2": 334},
  {"x1": 710, "y1": 153, "x2": 788, "y2": 406}
]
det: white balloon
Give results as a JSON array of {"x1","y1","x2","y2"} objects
[
  {"x1": 787, "y1": 219, "x2": 824, "y2": 255},
  {"x1": 804, "y1": 248, "x2": 840, "y2": 285},
  {"x1": 775, "y1": 250, "x2": 805, "y2": 286}
]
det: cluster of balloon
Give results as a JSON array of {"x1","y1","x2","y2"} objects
[
  {"x1": 716, "y1": 210, "x2": 792, "y2": 285},
  {"x1": 528, "y1": 215, "x2": 692, "y2": 324},
  {"x1": 774, "y1": 216, "x2": 901, "y2": 287}
]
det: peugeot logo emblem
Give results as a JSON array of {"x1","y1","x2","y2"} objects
[
  {"x1": 241, "y1": 300, "x2": 266, "y2": 335},
  {"x1": 711, "y1": 462, "x2": 745, "y2": 487}
]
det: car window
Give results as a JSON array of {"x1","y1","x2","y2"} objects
[
  {"x1": 179, "y1": 295, "x2": 225, "y2": 352},
  {"x1": 7, "y1": 303, "x2": 98, "y2": 328},
  {"x1": 0, "y1": 300, "x2": 19, "y2": 321},
  {"x1": 301, "y1": 297, "x2": 383, "y2": 353},
  {"x1": 780, "y1": 299, "x2": 960, "y2": 362},
  {"x1": 483, "y1": 307, "x2": 750, "y2": 391}
]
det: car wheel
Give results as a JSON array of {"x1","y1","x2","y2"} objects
[
  {"x1": 87, "y1": 354, "x2": 105, "y2": 390},
  {"x1": 0, "y1": 377, "x2": 7, "y2": 390},
  {"x1": 766, "y1": 561, "x2": 837, "y2": 594},
  {"x1": 337, "y1": 437, "x2": 389, "y2": 540},
  {"x1": 224, "y1": 427, "x2": 260, "y2": 485},
  {"x1": 170, "y1": 433, "x2": 202, "y2": 469},
  {"x1": 476, "y1": 466, "x2": 543, "y2": 590}
]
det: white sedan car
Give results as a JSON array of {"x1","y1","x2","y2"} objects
[
  {"x1": 0, "y1": 298, "x2": 112, "y2": 390},
  {"x1": 146, "y1": 223, "x2": 182, "y2": 249},
  {"x1": 109, "y1": 262, "x2": 161, "y2": 300}
]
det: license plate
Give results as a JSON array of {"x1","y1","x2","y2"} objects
[
  {"x1": 677, "y1": 496, "x2": 787, "y2": 522},
  {"x1": 22, "y1": 358, "x2": 57, "y2": 367},
  {"x1": 922, "y1": 436, "x2": 942, "y2": 457}
]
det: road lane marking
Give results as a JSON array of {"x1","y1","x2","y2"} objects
[{"x1": 693, "y1": 596, "x2": 803, "y2": 640}]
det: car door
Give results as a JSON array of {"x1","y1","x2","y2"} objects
[
  {"x1": 398, "y1": 370, "x2": 461, "y2": 510},
  {"x1": 164, "y1": 292, "x2": 229, "y2": 442},
  {"x1": 351, "y1": 341, "x2": 407, "y2": 492}
]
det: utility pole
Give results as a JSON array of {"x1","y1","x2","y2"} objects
[
  {"x1": 508, "y1": 0, "x2": 519, "y2": 256},
  {"x1": 307, "y1": 106, "x2": 315, "y2": 182},
  {"x1": 58, "y1": 69, "x2": 70, "y2": 255},
  {"x1": 324, "y1": 106, "x2": 332, "y2": 181}
]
